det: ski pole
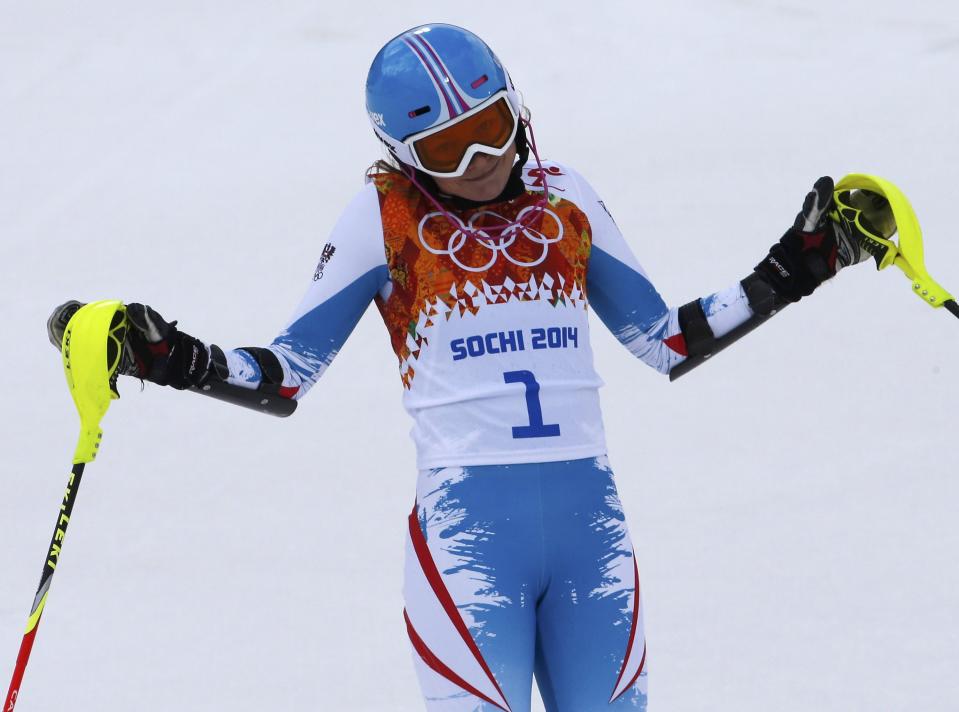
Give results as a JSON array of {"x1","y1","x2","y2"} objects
[
  {"x1": 4, "y1": 300, "x2": 127, "y2": 711},
  {"x1": 835, "y1": 173, "x2": 958, "y2": 323},
  {"x1": 671, "y1": 174, "x2": 954, "y2": 381}
]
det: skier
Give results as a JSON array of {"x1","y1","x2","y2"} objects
[{"x1": 48, "y1": 23, "x2": 880, "y2": 712}]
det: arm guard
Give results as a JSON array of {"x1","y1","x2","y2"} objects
[
  {"x1": 668, "y1": 272, "x2": 787, "y2": 381},
  {"x1": 190, "y1": 345, "x2": 297, "y2": 417}
]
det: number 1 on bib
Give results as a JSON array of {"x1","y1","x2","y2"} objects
[{"x1": 503, "y1": 370, "x2": 561, "y2": 439}]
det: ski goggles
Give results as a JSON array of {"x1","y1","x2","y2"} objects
[{"x1": 403, "y1": 90, "x2": 519, "y2": 178}]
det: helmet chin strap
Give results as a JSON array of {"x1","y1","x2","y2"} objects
[{"x1": 400, "y1": 118, "x2": 550, "y2": 241}]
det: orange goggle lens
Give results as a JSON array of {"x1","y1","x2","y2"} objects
[{"x1": 411, "y1": 98, "x2": 517, "y2": 174}]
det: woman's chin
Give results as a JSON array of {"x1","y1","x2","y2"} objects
[
  {"x1": 455, "y1": 172, "x2": 511, "y2": 202},
  {"x1": 468, "y1": 182, "x2": 506, "y2": 202}
]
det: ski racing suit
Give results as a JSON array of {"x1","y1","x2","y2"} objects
[{"x1": 218, "y1": 161, "x2": 754, "y2": 711}]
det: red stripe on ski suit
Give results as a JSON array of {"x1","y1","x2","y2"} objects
[
  {"x1": 405, "y1": 610, "x2": 508, "y2": 710},
  {"x1": 621, "y1": 644, "x2": 648, "y2": 700},
  {"x1": 407, "y1": 505, "x2": 511, "y2": 712},
  {"x1": 610, "y1": 552, "x2": 644, "y2": 702},
  {"x1": 663, "y1": 333, "x2": 688, "y2": 356}
]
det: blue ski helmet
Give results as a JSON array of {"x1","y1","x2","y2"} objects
[{"x1": 365, "y1": 24, "x2": 522, "y2": 177}]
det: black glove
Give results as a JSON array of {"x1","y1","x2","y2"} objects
[
  {"x1": 123, "y1": 304, "x2": 210, "y2": 389},
  {"x1": 755, "y1": 176, "x2": 865, "y2": 303},
  {"x1": 47, "y1": 301, "x2": 210, "y2": 390}
]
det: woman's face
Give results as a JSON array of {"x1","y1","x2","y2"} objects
[{"x1": 432, "y1": 143, "x2": 517, "y2": 203}]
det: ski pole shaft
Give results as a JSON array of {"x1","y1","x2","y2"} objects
[{"x1": 4, "y1": 462, "x2": 85, "y2": 711}]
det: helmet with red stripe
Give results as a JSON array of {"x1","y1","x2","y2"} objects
[{"x1": 365, "y1": 24, "x2": 522, "y2": 178}]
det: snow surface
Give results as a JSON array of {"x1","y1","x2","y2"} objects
[{"x1": 1, "y1": 1, "x2": 958, "y2": 710}]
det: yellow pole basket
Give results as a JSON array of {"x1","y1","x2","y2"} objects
[
  {"x1": 835, "y1": 174, "x2": 956, "y2": 313},
  {"x1": 60, "y1": 300, "x2": 128, "y2": 464}
]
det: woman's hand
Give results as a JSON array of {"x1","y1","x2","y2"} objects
[
  {"x1": 754, "y1": 176, "x2": 874, "y2": 303},
  {"x1": 47, "y1": 301, "x2": 209, "y2": 389},
  {"x1": 122, "y1": 303, "x2": 209, "y2": 388}
]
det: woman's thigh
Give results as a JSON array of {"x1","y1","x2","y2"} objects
[
  {"x1": 403, "y1": 463, "x2": 543, "y2": 712},
  {"x1": 401, "y1": 458, "x2": 647, "y2": 711},
  {"x1": 534, "y1": 456, "x2": 648, "y2": 711}
]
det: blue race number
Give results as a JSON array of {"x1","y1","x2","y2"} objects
[{"x1": 503, "y1": 370, "x2": 561, "y2": 439}]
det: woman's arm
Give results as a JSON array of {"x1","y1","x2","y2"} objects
[
  {"x1": 571, "y1": 168, "x2": 752, "y2": 375},
  {"x1": 217, "y1": 184, "x2": 390, "y2": 402},
  {"x1": 573, "y1": 170, "x2": 863, "y2": 378},
  {"x1": 48, "y1": 183, "x2": 390, "y2": 415}
]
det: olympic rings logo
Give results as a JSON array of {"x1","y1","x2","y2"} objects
[{"x1": 417, "y1": 206, "x2": 564, "y2": 273}]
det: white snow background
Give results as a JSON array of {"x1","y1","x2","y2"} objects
[{"x1": 1, "y1": 1, "x2": 958, "y2": 710}]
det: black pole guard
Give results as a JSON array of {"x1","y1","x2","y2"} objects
[{"x1": 189, "y1": 379, "x2": 297, "y2": 417}]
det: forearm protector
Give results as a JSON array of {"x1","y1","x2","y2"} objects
[
  {"x1": 194, "y1": 345, "x2": 297, "y2": 417},
  {"x1": 668, "y1": 272, "x2": 787, "y2": 381}
]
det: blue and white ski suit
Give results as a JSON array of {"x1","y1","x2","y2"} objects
[{"x1": 220, "y1": 162, "x2": 753, "y2": 711}]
